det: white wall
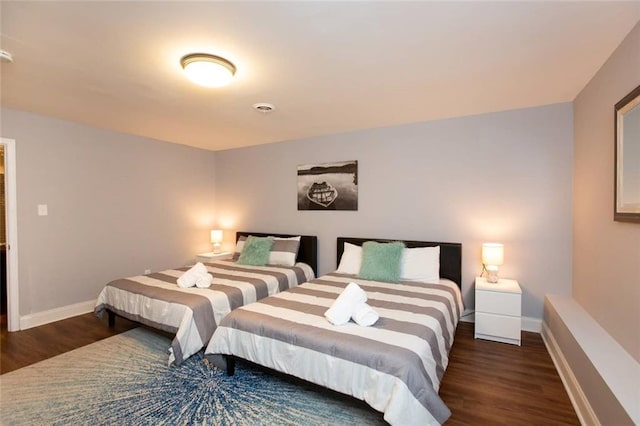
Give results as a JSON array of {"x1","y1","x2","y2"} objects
[
  {"x1": 573, "y1": 22, "x2": 640, "y2": 362},
  {"x1": 1, "y1": 108, "x2": 217, "y2": 317},
  {"x1": 214, "y1": 103, "x2": 574, "y2": 320}
]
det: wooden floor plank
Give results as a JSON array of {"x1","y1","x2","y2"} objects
[
  {"x1": 440, "y1": 322, "x2": 579, "y2": 425},
  {"x1": 0, "y1": 313, "x2": 136, "y2": 373},
  {"x1": 1, "y1": 315, "x2": 579, "y2": 424}
]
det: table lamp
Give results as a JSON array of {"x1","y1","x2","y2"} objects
[
  {"x1": 210, "y1": 229, "x2": 223, "y2": 253},
  {"x1": 482, "y1": 243, "x2": 504, "y2": 283}
]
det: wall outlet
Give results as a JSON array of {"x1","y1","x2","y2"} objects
[
  {"x1": 144, "y1": 269, "x2": 151, "y2": 275},
  {"x1": 37, "y1": 204, "x2": 48, "y2": 216}
]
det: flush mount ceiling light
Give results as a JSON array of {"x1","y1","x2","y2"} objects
[{"x1": 180, "y1": 53, "x2": 236, "y2": 88}]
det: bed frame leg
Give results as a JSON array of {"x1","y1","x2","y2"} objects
[
  {"x1": 107, "y1": 310, "x2": 115, "y2": 328},
  {"x1": 226, "y1": 356, "x2": 235, "y2": 376}
]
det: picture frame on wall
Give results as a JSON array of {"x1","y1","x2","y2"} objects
[
  {"x1": 614, "y1": 84, "x2": 640, "y2": 223},
  {"x1": 297, "y1": 161, "x2": 358, "y2": 211}
]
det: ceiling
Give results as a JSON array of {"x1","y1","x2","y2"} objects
[{"x1": 1, "y1": 2, "x2": 639, "y2": 152}]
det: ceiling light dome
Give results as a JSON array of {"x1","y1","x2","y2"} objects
[{"x1": 180, "y1": 53, "x2": 236, "y2": 88}]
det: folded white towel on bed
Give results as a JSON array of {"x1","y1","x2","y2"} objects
[
  {"x1": 192, "y1": 262, "x2": 208, "y2": 275},
  {"x1": 352, "y1": 302, "x2": 379, "y2": 327},
  {"x1": 177, "y1": 262, "x2": 210, "y2": 288},
  {"x1": 177, "y1": 272, "x2": 198, "y2": 288},
  {"x1": 325, "y1": 282, "x2": 367, "y2": 325},
  {"x1": 195, "y1": 273, "x2": 214, "y2": 288}
]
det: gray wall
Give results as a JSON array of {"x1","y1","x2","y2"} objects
[
  {"x1": 2, "y1": 102, "x2": 575, "y2": 323},
  {"x1": 214, "y1": 103, "x2": 574, "y2": 319},
  {"x1": 573, "y1": 22, "x2": 640, "y2": 362},
  {"x1": 1, "y1": 108, "x2": 217, "y2": 315}
]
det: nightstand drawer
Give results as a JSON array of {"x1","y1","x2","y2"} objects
[
  {"x1": 476, "y1": 290, "x2": 521, "y2": 316},
  {"x1": 475, "y1": 312, "x2": 521, "y2": 340}
]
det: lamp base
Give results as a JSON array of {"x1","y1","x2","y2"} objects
[
  {"x1": 485, "y1": 264, "x2": 500, "y2": 283},
  {"x1": 487, "y1": 269, "x2": 499, "y2": 283},
  {"x1": 212, "y1": 243, "x2": 221, "y2": 254}
]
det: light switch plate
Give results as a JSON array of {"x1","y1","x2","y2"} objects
[{"x1": 37, "y1": 204, "x2": 48, "y2": 216}]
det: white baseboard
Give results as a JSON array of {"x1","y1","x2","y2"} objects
[
  {"x1": 522, "y1": 316, "x2": 541, "y2": 333},
  {"x1": 459, "y1": 311, "x2": 542, "y2": 333},
  {"x1": 20, "y1": 300, "x2": 96, "y2": 330},
  {"x1": 459, "y1": 308, "x2": 475, "y2": 323},
  {"x1": 541, "y1": 321, "x2": 599, "y2": 426}
]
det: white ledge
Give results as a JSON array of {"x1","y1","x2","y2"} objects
[{"x1": 545, "y1": 295, "x2": 639, "y2": 424}]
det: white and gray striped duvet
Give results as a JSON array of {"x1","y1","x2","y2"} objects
[
  {"x1": 205, "y1": 272, "x2": 463, "y2": 426},
  {"x1": 94, "y1": 260, "x2": 314, "y2": 366}
]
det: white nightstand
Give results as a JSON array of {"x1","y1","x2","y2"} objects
[
  {"x1": 196, "y1": 251, "x2": 232, "y2": 263},
  {"x1": 474, "y1": 277, "x2": 522, "y2": 345}
]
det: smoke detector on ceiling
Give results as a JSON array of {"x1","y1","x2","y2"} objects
[
  {"x1": 0, "y1": 50, "x2": 14, "y2": 63},
  {"x1": 253, "y1": 103, "x2": 276, "y2": 113}
]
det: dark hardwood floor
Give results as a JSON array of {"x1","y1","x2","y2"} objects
[
  {"x1": 0, "y1": 315, "x2": 579, "y2": 424},
  {"x1": 0, "y1": 312, "x2": 137, "y2": 374},
  {"x1": 440, "y1": 322, "x2": 579, "y2": 425}
]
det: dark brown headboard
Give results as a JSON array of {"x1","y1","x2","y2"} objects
[
  {"x1": 236, "y1": 232, "x2": 318, "y2": 276},
  {"x1": 336, "y1": 237, "x2": 462, "y2": 288}
]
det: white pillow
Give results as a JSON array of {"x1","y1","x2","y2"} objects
[
  {"x1": 336, "y1": 242, "x2": 363, "y2": 274},
  {"x1": 268, "y1": 236, "x2": 301, "y2": 266},
  {"x1": 232, "y1": 235, "x2": 247, "y2": 261},
  {"x1": 401, "y1": 246, "x2": 440, "y2": 283}
]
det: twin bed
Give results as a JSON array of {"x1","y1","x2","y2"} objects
[
  {"x1": 95, "y1": 233, "x2": 463, "y2": 425},
  {"x1": 95, "y1": 232, "x2": 317, "y2": 365}
]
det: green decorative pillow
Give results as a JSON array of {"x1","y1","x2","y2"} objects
[
  {"x1": 237, "y1": 236, "x2": 274, "y2": 266},
  {"x1": 358, "y1": 241, "x2": 405, "y2": 282}
]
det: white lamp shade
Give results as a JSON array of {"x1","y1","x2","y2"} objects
[
  {"x1": 210, "y1": 230, "x2": 224, "y2": 244},
  {"x1": 482, "y1": 243, "x2": 504, "y2": 266}
]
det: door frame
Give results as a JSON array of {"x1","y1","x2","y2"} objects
[{"x1": 1, "y1": 137, "x2": 19, "y2": 331}]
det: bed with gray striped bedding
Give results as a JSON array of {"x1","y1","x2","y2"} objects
[
  {"x1": 94, "y1": 260, "x2": 314, "y2": 366},
  {"x1": 205, "y1": 272, "x2": 463, "y2": 426}
]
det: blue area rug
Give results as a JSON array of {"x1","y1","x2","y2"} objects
[{"x1": 0, "y1": 328, "x2": 385, "y2": 425}]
